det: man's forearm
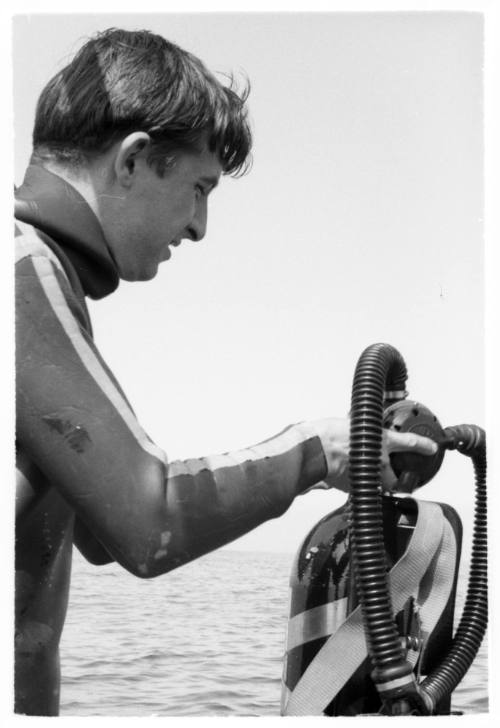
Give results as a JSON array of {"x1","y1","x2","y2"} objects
[
  {"x1": 69, "y1": 422, "x2": 327, "y2": 578},
  {"x1": 155, "y1": 422, "x2": 327, "y2": 575}
]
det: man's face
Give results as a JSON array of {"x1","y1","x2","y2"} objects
[{"x1": 107, "y1": 143, "x2": 222, "y2": 281}]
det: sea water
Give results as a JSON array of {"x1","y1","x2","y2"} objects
[{"x1": 60, "y1": 549, "x2": 488, "y2": 716}]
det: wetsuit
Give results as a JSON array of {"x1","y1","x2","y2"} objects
[{"x1": 15, "y1": 165, "x2": 328, "y2": 715}]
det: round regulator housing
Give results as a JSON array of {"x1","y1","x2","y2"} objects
[{"x1": 384, "y1": 400, "x2": 446, "y2": 491}]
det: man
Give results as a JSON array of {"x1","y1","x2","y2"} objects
[{"x1": 15, "y1": 28, "x2": 437, "y2": 716}]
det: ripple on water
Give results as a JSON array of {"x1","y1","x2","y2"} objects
[{"x1": 61, "y1": 550, "x2": 488, "y2": 716}]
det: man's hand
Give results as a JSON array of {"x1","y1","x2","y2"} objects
[{"x1": 305, "y1": 417, "x2": 438, "y2": 494}]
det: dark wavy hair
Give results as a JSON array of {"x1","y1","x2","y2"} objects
[{"x1": 32, "y1": 28, "x2": 252, "y2": 176}]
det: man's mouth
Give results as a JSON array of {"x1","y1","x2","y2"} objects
[{"x1": 162, "y1": 240, "x2": 181, "y2": 261}]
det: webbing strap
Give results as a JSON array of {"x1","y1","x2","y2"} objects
[
  {"x1": 283, "y1": 500, "x2": 455, "y2": 716},
  {"x1": 413, "y1": 507, "x2": 457, "y2": 677}
]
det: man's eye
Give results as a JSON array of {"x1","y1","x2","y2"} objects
[{"x1": 195, "y1": 184, "x2": 206, "y2": 197}]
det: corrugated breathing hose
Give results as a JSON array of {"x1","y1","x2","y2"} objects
[
  {"x1": 348, "y1": 343, "x2": 487, "y2": 715},
  {"x1": 420, "y1": 424, "x2": 487, "y2": 710},
  {"x1": 349, "y1": 343, "x2": 415, "y2": 698}
]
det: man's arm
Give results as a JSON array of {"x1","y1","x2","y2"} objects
[
  {"x1": 73, "y1": 517, "x2": 115, "y2": 565},
  {"x1": 16, "y1": 248, "x2": 328, "y2": 577}
]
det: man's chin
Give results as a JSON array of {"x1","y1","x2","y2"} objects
[{"x1": 121, "y1": 264, "x2": 159, "y2": 283}]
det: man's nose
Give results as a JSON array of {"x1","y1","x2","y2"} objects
[{"x1": 185, "y1": 199, "x2": 207, "y2": 242}]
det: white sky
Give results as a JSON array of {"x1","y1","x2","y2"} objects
[{"x1": 11, "y1": 11, "x2": 488, "y2": 557}]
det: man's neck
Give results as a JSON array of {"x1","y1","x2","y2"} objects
[{"x1": 33, "y1": 160, "x2": 104, "y2": 221}]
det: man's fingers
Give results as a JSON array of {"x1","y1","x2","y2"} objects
[
  {"x1": 386, "y1": 429, "x2": 438, "y2": 455},
  {"x1": 380, "y1": 460, "x2": 398, "y2": 489}
]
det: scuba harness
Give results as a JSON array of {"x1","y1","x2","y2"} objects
[{"x1": 281, "y1": 343, "x2": 487, "y2": 716}]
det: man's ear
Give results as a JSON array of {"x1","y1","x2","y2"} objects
[{"x1": 114, "y1": 132, "x2": 151, "y2": 188}]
